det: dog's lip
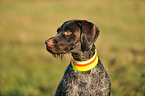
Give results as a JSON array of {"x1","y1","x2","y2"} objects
[
  {"x1": 46, "y1": 46, "x2": 65, "y2": 54},
  {"x1": 63, "y1": 50, "x2": 66, "y2": 53}
]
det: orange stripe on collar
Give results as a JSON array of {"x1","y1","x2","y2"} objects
[{"x1": 71, "y1": 49, "x2": 98, "y2": 71}]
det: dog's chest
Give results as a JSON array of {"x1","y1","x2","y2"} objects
[
  {"x1": 61, "y1": 63, "x2": 110, "y2": 94},
  {"x1": 62, "y1": 68, "x2": 103, "y2": 94},
  {"x1": 63, "y1": 73, "x2": 94, "y2": 95}
]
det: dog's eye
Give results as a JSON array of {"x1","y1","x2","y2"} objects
[{"x1": 64, "y1": 30, "x2": 72, "y2": 35}]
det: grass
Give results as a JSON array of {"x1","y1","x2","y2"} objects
[{"x1": 0, "y1": 0, "x2": 145, "y2": 95}]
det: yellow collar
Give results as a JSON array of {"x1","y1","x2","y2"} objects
[{"x1": 71, "y1": 49, "x2": 98, "y2": 71}]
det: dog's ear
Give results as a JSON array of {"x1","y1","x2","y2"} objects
[{"x1": 76, "y1": 20, "x2": 100, "y2": 51}]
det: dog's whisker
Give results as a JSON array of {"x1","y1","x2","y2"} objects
[{"x1": 50, "y1": 52, "x2": 65, "y2": 59}]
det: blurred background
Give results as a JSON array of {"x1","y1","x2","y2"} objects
[{"x1": 0, "y1": 0, "x2": 145, "y2": 95}]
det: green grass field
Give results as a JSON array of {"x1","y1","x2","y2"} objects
[{"x1": 0, "y1": 0, "x2": 145, "y2": 95}]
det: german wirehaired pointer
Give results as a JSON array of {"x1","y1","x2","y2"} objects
[{"x1": 45, "y1": 20, "x2": 111, "y2": 96}]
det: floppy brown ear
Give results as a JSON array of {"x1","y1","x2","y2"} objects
[{"x1": 76, "y1": 20, "x2": 100, "y2": 51}]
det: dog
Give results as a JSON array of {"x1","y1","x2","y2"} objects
[{"x1": 45, "y1": 20, "x2": 111, "y2": 96}]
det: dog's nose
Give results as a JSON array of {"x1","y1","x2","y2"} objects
[
  {"x1": 45, "y1": 39, "x2": 53, "y2": 46},
  {"x1": 45, "y1": 40, "x2": 48, "y2": 45}
]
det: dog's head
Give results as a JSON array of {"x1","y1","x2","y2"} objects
[{"x1": 45, "y1": 20, "x2": 100, "y2": 57}]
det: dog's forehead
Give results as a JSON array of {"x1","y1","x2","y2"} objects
[{"x1": 61, "y1": 21, "x2": 79, "y2": 31}]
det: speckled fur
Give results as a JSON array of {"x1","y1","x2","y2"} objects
[{"x1": 55, "y1": 57, "x2": 111, "y2": 96}]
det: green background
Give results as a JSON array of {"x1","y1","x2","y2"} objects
[{"x1": 0, "y1": 0, "x2": 145, "y2": 95}]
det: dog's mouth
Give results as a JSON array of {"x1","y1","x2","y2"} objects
[{"x1": 45, "y1": 45, "x2": 65, "y2": 59}]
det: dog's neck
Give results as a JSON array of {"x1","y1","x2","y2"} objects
[
  {"x1": 71, "y1": 45, "x2": 98, "y2": 71},
  {"x1": 72, "y1": 45, "x2": 96, "y2": 61}
]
